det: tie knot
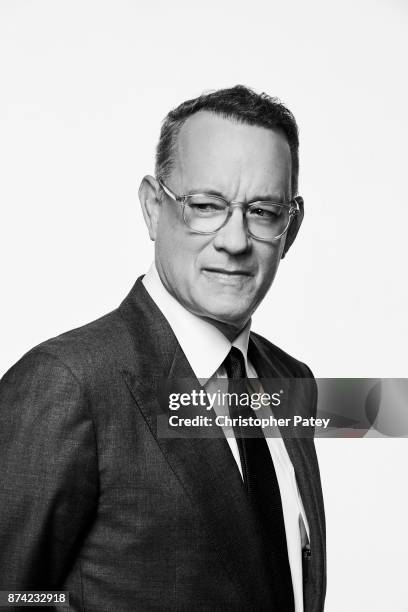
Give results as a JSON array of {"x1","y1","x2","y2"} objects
[{"x1": 223, "y1": 347, "x2": 246, "y2": 380}]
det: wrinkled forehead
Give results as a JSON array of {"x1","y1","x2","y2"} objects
[{"x1": 172, "y1": 111, "x2": 292, "y2": 199}]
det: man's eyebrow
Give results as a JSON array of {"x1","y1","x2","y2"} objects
[
  {"x1": 185, "y1": 187, "x2": 287, "y2": 202},
  {"x1": 185, "y1": 186, "x2": 226, "y2": 198}
]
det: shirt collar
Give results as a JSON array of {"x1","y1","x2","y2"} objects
[{"x1": 142, "y1": 263, "x2": 251, "y2": 382}]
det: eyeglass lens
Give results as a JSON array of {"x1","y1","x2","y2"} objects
[{"x1": 183, "y1": 194, "x2": 290, "y2": 240}]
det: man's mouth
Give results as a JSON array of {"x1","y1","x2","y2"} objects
[
  {"x1": 202, "y1": 267, "x2": 254, "y2": 279},
  {"x1": 203, "y1": 267, "x2": 252, "y2": 276}
]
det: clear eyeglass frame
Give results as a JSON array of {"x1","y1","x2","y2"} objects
[{"x1": 157, "y1": 178, "x2": 301, "y2": 242}]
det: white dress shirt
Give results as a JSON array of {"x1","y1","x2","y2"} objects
[{"x1": 143, "y1": 263, "x2": 310, "y2": 612}]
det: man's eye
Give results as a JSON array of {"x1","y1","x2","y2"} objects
[
  {"x1": 249, "y1": 206, "x2": 282, "y2": 219},
  {"x1": 189, "y1": 202, "x2": 225, "y2": 213}
]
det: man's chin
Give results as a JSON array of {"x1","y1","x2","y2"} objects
[{"x1": 198, "y1": 303, "x2": 252, "y2": 334}]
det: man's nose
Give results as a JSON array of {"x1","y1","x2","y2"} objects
[{"x1": 212, "y1": 206, "x2": 250, "y2": 254}]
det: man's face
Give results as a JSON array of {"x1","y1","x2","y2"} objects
[{"x1": 147, "y1": 111, "x2": 295, "y2": 336}]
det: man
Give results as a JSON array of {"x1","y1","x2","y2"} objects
[{"x1": 0, "y1": 85, "x2": 326, "y2": 611}]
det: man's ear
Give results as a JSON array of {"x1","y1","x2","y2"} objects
[
  {"x1": 281, "y1": 196, "x2": 304, "y2": 259},
  {"x1": 138, "y1": 175, "x2": 162, "y2": 241}
]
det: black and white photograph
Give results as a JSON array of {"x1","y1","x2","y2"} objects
[{"x1": 0, "y1": 1, "x2": 407, "y2": 611}]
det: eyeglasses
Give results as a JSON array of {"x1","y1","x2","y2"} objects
[{"x1": 157, "y1": 178, "x2": 301, "y2": 242}]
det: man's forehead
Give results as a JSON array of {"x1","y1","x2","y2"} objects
[
  {"x1": 177, "y1": 111, "x2": 289, "y2": 154},
  {"x1": 173, "y1": 111, "x2": 292, "y2": 196}
]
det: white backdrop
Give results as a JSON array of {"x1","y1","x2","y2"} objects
[{"x1": 1, "y1": 1, "x2": 407, "y2": 610}]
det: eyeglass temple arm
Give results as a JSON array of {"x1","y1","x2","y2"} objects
[
  {"x1": 291, "y1": 196, "x2": 303, "y2": 216},
  {"x1": 158, "y1": 179, "x2": 184, "y2": 203}
]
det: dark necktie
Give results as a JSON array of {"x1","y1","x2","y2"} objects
[{"x1": 224, "y1": 347, "x2": 295, "y2": 612}]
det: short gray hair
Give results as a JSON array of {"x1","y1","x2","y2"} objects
[{"x1": 155, "y1": 85, "x2": 300, "y2": 195}]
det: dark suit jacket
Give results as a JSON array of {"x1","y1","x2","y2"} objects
[{"x1": 0, "y1": 278, "x2": 326, "y2": 611}]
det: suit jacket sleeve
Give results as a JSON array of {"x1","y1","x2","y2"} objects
[{"x1": 0, "y1": 349, "x2": 99, "y2": 589}]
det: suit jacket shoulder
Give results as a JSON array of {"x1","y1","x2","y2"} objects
[
  {"x1": 3, "y1": 277, "x2": 178, "y2": 387},
  {"x1": 249, "y1": 330, "x2": 318, "y2": 424},
  {"x1": 250, "y1": 329, "x2": 315, "y2": 377},
  {"x1": 9, "y1": 308, "x2": 129, "y2": 380}
]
